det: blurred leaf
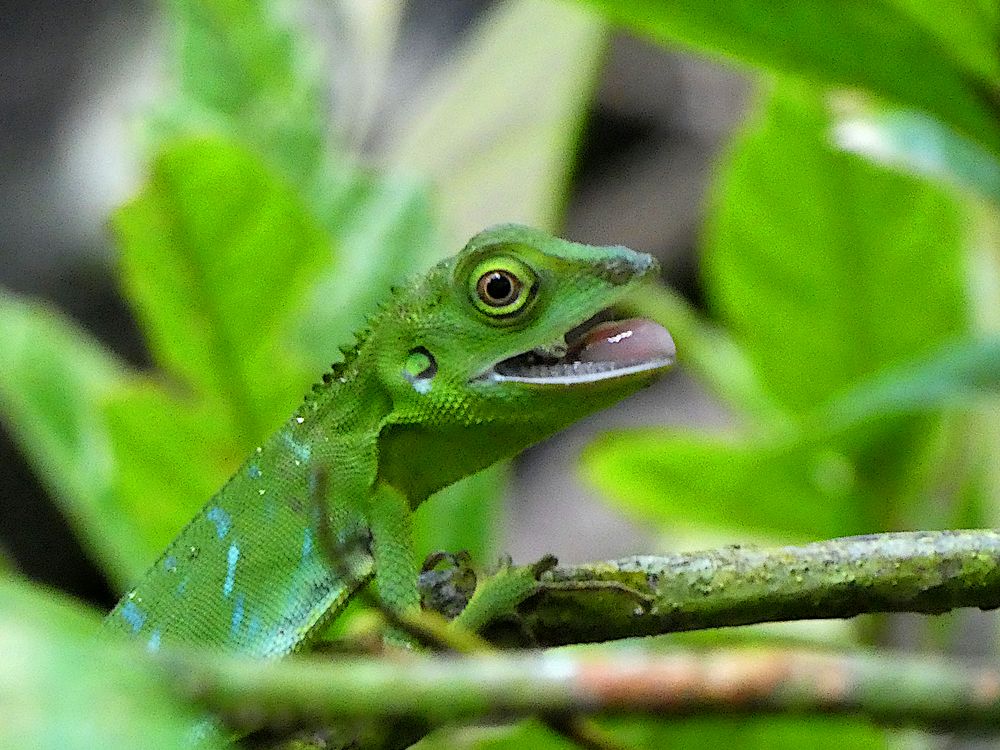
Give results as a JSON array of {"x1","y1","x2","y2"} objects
[
  {"x1": 832, "y1": 108, "x2": 1000, "y2": 204},
  {"x1": 584, "y1": 428, "x2": 862, "y2": 540},
  {"x1": 155, "y1": 0, "x2": 331, "y2": 190},
  {"x1": 0, "y1": 293, "x2": 145, "y2": 584},
  {"x1": 705, "y1": 84, "x2": 968, "y2": 414},
  {"x1": 418, "y1": 714, "x2": 884, "y2": 749},
  {"x1": 588, "y1": 335, "x2": 1000, "y2": 538},
  {"x1": 604, "y1": 715, "x2": 885, "y2": 750},
  {"x1": 413, "y1": 465, "x2": 506, "y2": 563},
  {"x1": 114, "y1": 137, "x2": 330, "y2": 440},
  {"x1": 572, "y1": 0, "x2": 1000, "y2": 157},
  {"x1": 818, "y1": 337, "x2": 1000, "y2": 430},
  {"x1": 150, "y1": 0, "x2": 439, "y2": 320},
  {"x1": 588, "y1": 84, "x2": 969, "y2": 537},
  {"x1": 0, "y1": 575, "x2": 217, "y2": 750},
  {"x1": 103, "y1": 383, "x2": 236, "y2": 562},
  {"x1": 295, "y1": 174, "x2": 438, "y2": 364},
  {"x1": 884, "y1": 0, "x2": 1000, "y2": 82},
  {"x1": 389, "y1": 0, "x2": 607, "y2": 250}
]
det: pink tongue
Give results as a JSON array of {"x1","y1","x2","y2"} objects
[{"x1": 578, "y1": 318, "x2": 676, "y2": 365}]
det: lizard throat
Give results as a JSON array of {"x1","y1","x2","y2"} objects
[{"x1": 485, "y1": 314, "x2": 675, "y2": 385}]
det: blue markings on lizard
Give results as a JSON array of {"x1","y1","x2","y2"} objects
[
  {"x1": 120, "y1": 600, "x2": 146, "y2": 634},
  {"x1": 246, "y1": 614, "x2": 262, "y2": 643},
  {"x1": 231, "y1": 593, "x2": 245, "y2": 637},
  {"x1": 147, "y1": 629, "x2": 162, "y2": 653},
  {"x1": 223, "y1": 543, "x2": 240, "y2": 597},
  {"x1": 301, "y1": 527, "x2": 313, "y2": 559},
  {"x1": 282, "y1": 431, "x2": 312, "y2": 464},
  {"x1": 207, "y1": 506, "x2": 232, "y2": 539}
]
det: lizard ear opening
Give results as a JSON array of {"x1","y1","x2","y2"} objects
[{"x1": 402, "y1": 347, "x2": 437, "y2": 392}]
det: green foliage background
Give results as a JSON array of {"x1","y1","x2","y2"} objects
[{"x1": 3, "y1": 0, "x2": 1000, "y2": 747}]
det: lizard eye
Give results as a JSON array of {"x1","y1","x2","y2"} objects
[{"x1": 469, "y1": 257, "x2": 536, "y2": 319}]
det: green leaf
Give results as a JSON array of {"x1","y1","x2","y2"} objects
[
  {"x1": 419, "y1": 715, "x2": 885, "y2": 749},
  {"x1": 0, "y1": 575, "x2": 218, "y2": 750},
  {"x1": 704, "y1": 84, "x2": 968, "y2": 414},
  {"x1": 389, "y1": 0, "x2": 607, "y2": 250},
  {"x1": 818, "y1": 337, "x2": 1000, "y2": 430},
  {"x1": 583, "y1": 428, "x2": 864, "y2": 540},
  {"x1": 154, "y1": 0, "x2": 331, "y2": 189},
  {"x1": 587, "y1": 335, "x2": 1000, "y2": 538},
  {"x1": 0, "y1": 292, "x2": 144, "y2": 584},
  {"x1": 604, "y1": 715, "x2": 886, "y2": 750},
  {"x1": 832, "y1": 108, "x2": 1000, "y2": 204},
  {"x1": 587, "y1": 84, "x2": 970, "y2": 538},
  {"x1": 295, "y1": 174, "x2": 439, "y2": 365},
  {"x1": 103, "y1": 383, "x2": 236, "y2": 562},
  {"x1": 572, "y1": 0, "x2": 1000, "y2": 157},
  {"x1": 884, "y1": 0, "x2": 1000, "y2": 82},
  {"x1": 113, "y1": 137, "x2": 330, "y2": 440}
]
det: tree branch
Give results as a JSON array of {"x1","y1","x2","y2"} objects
[
  {"x1": 502, "y1": 529, "x2": 1000, "y2": 646},
  {"x1": 163, "y1": 528, "x2": 1000, "y2": 745}
]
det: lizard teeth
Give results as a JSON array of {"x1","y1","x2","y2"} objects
[
  {"x1": 486, "y1": 316, "x2": 675, "y2": 385},
  {"x1": 491, "y1": 358, "x2": 668, "y2": 384}
]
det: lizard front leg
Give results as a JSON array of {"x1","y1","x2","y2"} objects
[{"x1": 367, "y1": 481, "x2": 421, "y2": 630}]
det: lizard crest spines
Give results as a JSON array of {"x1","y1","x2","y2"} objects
[
  {"x1": 302, "y1": 335, "x2": 365, "y2": 405},
  {"x1": 301, "y1": 280, "x2": 412, "y2": 406}
]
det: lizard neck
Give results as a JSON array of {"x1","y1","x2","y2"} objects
[{"x1": 296, "y1": 360, "x2": 392, "y2": 443}]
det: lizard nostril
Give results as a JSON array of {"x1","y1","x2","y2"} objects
[{"x1": 598, "y1": 251, "x2": 659, "y2": 285}]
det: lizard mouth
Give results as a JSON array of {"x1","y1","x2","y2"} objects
[{"x1": 487, "y1": 311, "x2": 675, "y2": 385}]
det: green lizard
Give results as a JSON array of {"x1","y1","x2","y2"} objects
[{"x1": 105, "y1": 224, "x2": 674, "y2": 658}]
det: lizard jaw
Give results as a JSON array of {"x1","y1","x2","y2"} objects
[{"x1": 485, "y1": 315, "x2": 675, "y2": 385}]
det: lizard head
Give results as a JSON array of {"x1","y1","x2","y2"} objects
[{"x1": 375, "y1": 224, "x2": 675, "y2": 497}]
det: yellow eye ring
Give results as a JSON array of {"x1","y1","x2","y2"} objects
[{"x1": 469, "y1": 257, "x2": 536, "y2": 318}]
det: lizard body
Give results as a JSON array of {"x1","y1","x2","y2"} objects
[{"x1": 105, "y1": 224, "x2": 674, "y2": 657}]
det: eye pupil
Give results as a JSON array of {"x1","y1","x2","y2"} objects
[
  {"x1": 485, "y1": 273, "x2": 512, "y2": 301},
  {"x1": 477, "y1": 269, "x2": 520, "y2": 307}
]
